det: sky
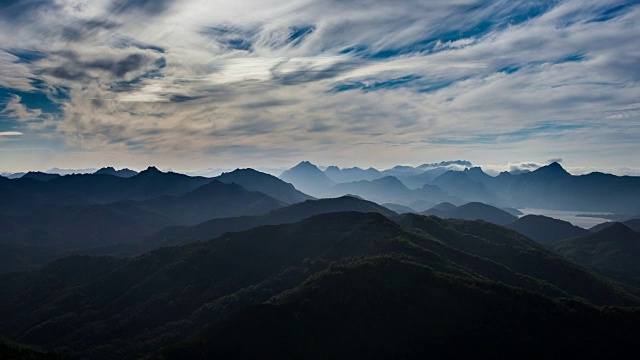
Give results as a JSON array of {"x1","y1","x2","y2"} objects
[{"x1": 0, "y1": 0, "x2": 639, "y2": 174}]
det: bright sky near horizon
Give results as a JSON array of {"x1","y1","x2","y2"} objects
[{"x1": 0, "y1": 0, "x2": 639, "y2": 174}]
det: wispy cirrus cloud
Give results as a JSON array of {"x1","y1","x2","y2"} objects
[{"x1": 0, "y1": 0, "x2": 638, "y2": 171}]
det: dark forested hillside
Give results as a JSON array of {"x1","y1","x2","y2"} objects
[
  {"x1": 506, "y1": 214, "x2": 590, "y2": 244},
  {"x1": 1, "y1": 212, "x2": 638, "y2": 359},
  {"x1": 139, "y1": 196, "x2": 396, "y2": 250},
  {"x1": 159, "y1": 257, "x2": 640, "y2": 360},
  {"x1": 421, "y1": 202, "x2": 517, "y2": 225},
  {"x1": 553, "y1": 223, "x2": 640, "y2": 286},
  {"x1": 0, "y1": 179, "x2": 286, "y2": 273}
]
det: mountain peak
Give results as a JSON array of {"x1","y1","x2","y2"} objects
[
  {"x1": 532, "y1": 162, "x2": 570, "y2": 177},
  {"x1": 374, "y1": 176, "x2": 404, "y2": 186},
  {"x1": 137, "y1": 166, "x2": 162, "y2": 176},
  {"x1": 295, "y1": 161, "x2": 317, "y2": 168},
  {"x1": 596, "y1": 222, "x2": 637, "y2": 237},
  {"x1": 96, "y1": 167, "x2": 139, "y2": 178},
  {"x1": 464, "y1": 167, "x2": 491, "y2": 178},
  {"x1": 285, "y1": 161, "x2": 325, "y2": 175}
]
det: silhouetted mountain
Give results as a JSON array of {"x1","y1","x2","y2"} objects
[
  {"x1": 159, "y1": 256, "x2": 640, "y2": 360},
  {"x1": 324, "y1": 166, "x2": 383, "y2": 183},
  {"x1": 506, "y1": 215, "x2": 590, "y2": 244},
  {"x1": 328, "y1": 176, "x2": 413, "y2": 204},
  {"x1": 412, "y1": 184, "x2": 460, "y2": 209},
  {"x1": 421, "y1": 202, "x2": 458, "y2": 217},
  {"x1": 95, "y1": 167, "x2": 138, "y2": 178},
  {"x1": 432, "y1": 170, "x2": 498, "y2": 204},
  {"x1": 140, "y1": 196, "x2": 396, "y2": 250},
  {"x1": 215, "y1": 168, "x2": 313, "y2": 204},
  {"x1": 1, "y1": 212, "x2": 637, "y2": 359},
  {"x1": 501, "y1": 207, "x2": 524, "y2": 216},
  {"x1": 422, "y1": 202, "x2": 517, "y2": 226},
  {"x1": 0, "y1": 181, "x2": 285, "y2": 272},
  {"x1": 529, "y1": 161, "x2": 571, "y2": 179},
  {"x1": 143, "y1": 180, "x2": 286, "y2": 225},
  {"x1": 469, "y1": 162, "x2": 640, "y2": 213},
  {"x1": 398, "y1": 167, "x2": 454, "y2": 189},
  {"x1": 396, "y1": 213, "x2": 635, "y2": 304},
  {"x1": 380, "y1": 160, "x2": 471, "y2": 181},
  {"x1": 279, "y1": 161, "x2": 335, "y2": 196},
  {"x1": 327, "y1": 177, "x2": 457, "y2": 211},
  {"x1": 447, "y1": 202, "x2": 518, "y2": 225},
  {"x1": 553, "y1": 223, "x2": 640, "y2": 286},
  {"x1": 0, "y1": 167, "x2": 214, "y2": 214},
  {"x1": 0, "y1": 172, "x2": 26, "y2": 179},
  {"x1": 590, "y1": 218, "x2": 640, "y2": 233},
  {"x1": 430, "y1": 202, "x2": 458, "y2": 212},
  {"x1": 381, "y1": 203, "x2": 416, "y2": 214},
  {"x1": 22, "y1": 172, "x2": 60, "y2": 182},
  {"x1": 380, "y1": 165, "x2": 421, "y2": 177}
]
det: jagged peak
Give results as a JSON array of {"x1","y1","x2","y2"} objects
[
  {"x1": 465, "y1": 167, "x2": 488, "y2": 175},
  {"x1": 138, "y1": 166, "x2": 162, "y2": 175}
]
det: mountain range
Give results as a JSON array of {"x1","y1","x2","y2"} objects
[
  {"x1": 0, "y1": 167, "x2": 313, "y2": 272},
  {"x1": 2, "y1": 211, "x2": 639, "y2": 359},
  {"x1": 278, "y1": 161, "x2": 640, "y2": 214},
  {"x1": 2, "y1": 160, "x2": 640, "y2": 359},
  {"x1": 553, "y1": 223, "x2": 640, "y2": 287},
  {"x1": 505, "y1": 215, "x2": 591, "y2": 244}
]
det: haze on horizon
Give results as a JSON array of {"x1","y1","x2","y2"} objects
[{"x1": 1, "y1": 0, "x2": 639, "y2": 174}]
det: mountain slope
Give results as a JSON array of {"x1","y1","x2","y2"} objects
[
  {"x1": 328, "y1": 176, "x2": 413, "y2": 204},
  {"x1": 553, "y1": 223, "x2": 640, "y2": 286},
  {"x1": 94, "y1": 167, "x2": 138, "y2": 178},
  {"x1": 483, "y1": 163, "x2": 640, "y2": 213},
  {"x1": 396, "y1": 213, "x2": 635, "y2": 305},
  {"x1": 324, "y1": 166, "x2": 383, "y2": 183},
  {"x1": 0, "y1": 181, "x2": 286, "y2": 272},
  {"x1": 0, "y1": 167, "x2": 214, "y2": 214},
  {"x1": 1, "y1": 212, "x2": 637, "y2": 359},
  {"x1": 143, "y1": 180, "x2": 286, "y2": 225},
  {"x1": 215, "y1": 168, "x2": 313, "y2": 204},
  {"x1": 422, "y1": 202, "x2": 526, "y2": 226},
  {"x1": 506, "y1": 215, "x2": 590, "y2": 244},
  {"x1": 432, "y1": 170, "x2": 498, "y2": 204},
  {"x1": 279, "y1": 161, "x2": 334, "y2": 196},
  {"x1": 140, "y1": 196, "x2": 397, "y2": 250},
  {"x1": 590, "y1": 218, "x2": 640, "y2": 233},
  {"x1": 159, "y1": 256, "x2": 640, "y2": 360}
]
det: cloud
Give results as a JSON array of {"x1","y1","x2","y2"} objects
[
  {"x1": 1, "y1": 95, "x2": 42, "y2": 120},
  {"x1": 0, "y1": 51, "x2": 37, "y2": 91},
  {"x1": 0, "y1": 131, "x2": 23, "y2": 136},
  {"x1": 0, "y1": 0, "x2": 638, "y2": 172}
]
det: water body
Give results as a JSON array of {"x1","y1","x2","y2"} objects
[{"x1": 519, "y1": 208, "x2": 613, "y2": 229}]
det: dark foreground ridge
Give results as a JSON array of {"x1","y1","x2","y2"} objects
[{"x1": 2, "y1": 212, "x2": 640, "y2": 359}]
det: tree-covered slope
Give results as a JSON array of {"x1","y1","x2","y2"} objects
[{"x1": 1, "y1": 212, "x2": 637, "y2": 359}]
